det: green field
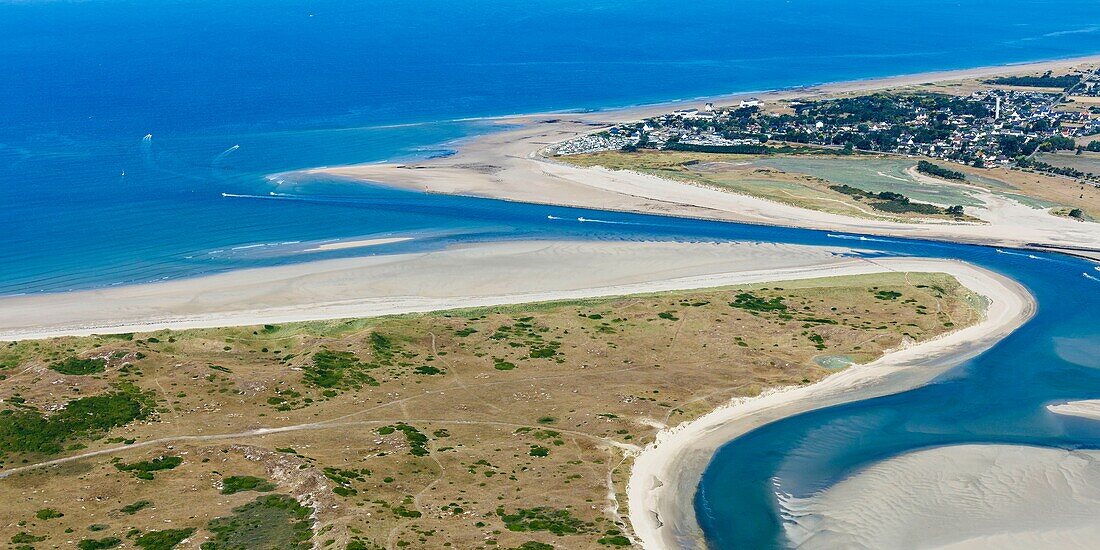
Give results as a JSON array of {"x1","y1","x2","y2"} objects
[{"x1": 754, "y1": 157, "x2": 988, "y2": 207}]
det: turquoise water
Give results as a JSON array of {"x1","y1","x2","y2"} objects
[
  {"x1": 3, "y1": 2, "x2": 1100, "y2": 548},
  {"x1": 4, "y1": 0, "x2": 1100, "y2": 294},
  {"x1": 693, "y1": 240, "x2": 1100, "y2": 548}
]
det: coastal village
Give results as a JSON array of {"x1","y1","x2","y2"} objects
[{"x1": 552, "y1": 69, "x2": 1100, "y2": 184}]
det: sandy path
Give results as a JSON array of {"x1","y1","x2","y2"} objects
[{"x1": 626, "y1": 259, "x2": 1035, "y2": 549}]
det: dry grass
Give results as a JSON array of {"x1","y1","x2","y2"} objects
[
  {"x1": 955, "y1": 162, "x2": 1100, "y2": 219},
  {"x1": 0, "y1": 273, "x2": 981, "y2": 549},
  {"x1": 562, "y1": 150, "x2": 979, "y2": 222}
]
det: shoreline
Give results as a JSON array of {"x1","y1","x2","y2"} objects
[
  {"x1": 313, "y1": 55, "x2": 1100, "y2": 254},
  {"x1": 7, "y1": 54, "x2": 1099, "y2": 303},
  {"x1": 0, "y1": 239, "x2": 1037, "y2": 547},
  {"x1": 0, "y1": 54, "x2": 1079, "y2": 548},
  {"x1": 295, "y1": 52, "x2": 1100, "y2": 138},
  {"x1": 589, "y1": 52, "x2": 1100, "y2": 119},
  {"x1": 0, "y1": 240, "x2": 862, "y2": 341},
  {"x1": 626, "y1": 259, "x2": 1035, "y2": 548},
  {"x1": 413, "y1": 52, "x2": 1100, "y2": 131}
]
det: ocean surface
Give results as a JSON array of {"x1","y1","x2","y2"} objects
[
  {"x1": 3, "y1": 2, "x2": 1100, "y2": 548},
  {"x1": 4, "y1": 0, "x2": 1100, "y2": 294}
]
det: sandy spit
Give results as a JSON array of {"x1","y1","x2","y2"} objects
[{"x1": 313, "y1": 55, "x2": 1100, "y2": 252}]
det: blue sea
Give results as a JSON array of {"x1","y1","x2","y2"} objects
[
  {"x1": 4, "y1": 0, "x2": 1100, "y2": 294},
  {"x1": 3, "y1": 2, "x2": 1100, "y2": 548}
]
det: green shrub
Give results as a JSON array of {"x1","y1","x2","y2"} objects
[
  {"x1": 114, "y1": 456, "x2": 182, "y2": 480},
  {"x1": 0, "y1": 389, "x2": 152, "y2": 455},
  {"x1": 11, "y1": 533, "x2": 46, "y2": 544},
  {"x1": 378, "y1": 423, "x2": 429, "y2": 456},
  {"x1": 496, "y1": 507, "x2": 590, "y2": 535},
  {"x1": 512, "y1": 543, "x2": 553, "y2": 550},
  {"x1": 304, "y1": 350, "x2": 378, "y2": 390},
  {"x1": 221, "y1": 475, "x2": 276, "y2": 495},
  {"x1": 78, "y1": 537, "x2": 122, "y2": 550},
  {"x1": 598, "y1": 535, "x2": 631, "y2": 546},
  {"x1": 135, "y1": 528, "x2": 195, "y2": 550},
  {"x1": 529, "y1": 347, "x2": 557, "y2": 359},
  {"x1": 120, "y1": 501, "x2": 152, "y2": 515},
  {"x1": 916, "y1": 160, "x2": 966, "y2": 180},
  {"x1": 35, "y1": 508, "x2": 63, "y2": 520},
  {"x1": 729, "y1": 293, "x2": 787, "y2": 312},
  {"x1": 49, "y1": 357, "x2": 107, "y2": 375},
  {"x1": 202, "y1": 495, "x2": 312, "y2": 550}
]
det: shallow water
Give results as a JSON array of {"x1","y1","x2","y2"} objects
[{"x1": 4, "y1": 0, "x2": 1100, "y2": 295}]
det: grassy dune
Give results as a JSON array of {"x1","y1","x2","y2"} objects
[{"x1": 0, "y1": 273, "x2": 981, "y2": 549}]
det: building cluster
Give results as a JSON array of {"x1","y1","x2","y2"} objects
[
  {"x1": 551, "y1": 85, "x2": 1100, "y2": 174},
  {"x1": 1073, "y1": 71, "x2": 1100, "y2": 97},
  {"x1": 549, "y1": 131, "x2": 640, "y2": 155}
]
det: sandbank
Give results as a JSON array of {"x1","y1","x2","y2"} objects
[
  {"x1": 1048, "y1": 399, "x2": 1100, "y2": 421},
  {"x1": 0, "y1": 240, "x2": 862, "y2": 340},
  {"x1": 302, "y1": 236, "x2": 412, "y2": 252},
  {"x1": 626, "y1": 259, "x2": 1035, "y2": 548},
  {"x1": 782, "y1": 444, "x2": 1100, "y2": 549}
]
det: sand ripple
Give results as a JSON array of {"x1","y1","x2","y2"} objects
[{"x1": 782, "y1": 444, "x2": 1100, "y2": 549}]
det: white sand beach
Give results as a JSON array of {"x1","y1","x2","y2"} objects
[
  {"x1": 626, "y1": 259, "x2": 1035, "y2": 549},
  {"x1": 781, "y1": 444, "x2": 1100, "y2": 549},
  {"x1": 0, "y1": 241, "x2": 1010, "y2": 350},
  {"x1": 0, "y1": 240, "x2": 858, "y2": 340}
]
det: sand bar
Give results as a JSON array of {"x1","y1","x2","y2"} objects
[
  {"x1": 626, "y1": 258, "x2": 1035, "y2": 548},
  {"x1": 0, "y1": 240, "x2": 857, "y2": 340},
  {"x1": 1047, "y1": 399, "x2": 1100, "y2": 421},
  {"x1": 302, "y1": 236, "x2": 413, "y2": 252},
  {"x1": 782, "y1": 444, "x2": 1100, "y2": 549},
  {"x1": 0, "y1": 240, "x2": 996, "y2": 346}
]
